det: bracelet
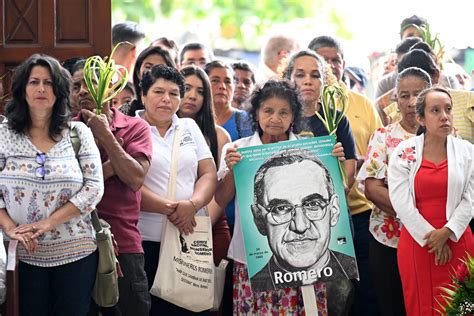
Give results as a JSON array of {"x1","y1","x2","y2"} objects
[{"x1": 188, "y1": 199, "x2": 199, "y2": 213}]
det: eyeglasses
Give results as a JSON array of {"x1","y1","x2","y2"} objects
[
  {"x1": 35, "y1": 153, "x2": 46, "y2": 179},
  {"x1": 265, "y1": 198, "x2": 330, "y2": 225}
]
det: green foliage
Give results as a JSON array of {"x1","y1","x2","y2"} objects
[
  {"x1": 316, "y1": 84, "x2": 348, "y2": 136},
  {"x1": 436, "y1": 253, "x2": 474, "y2": 315},
  {"x1": 407, "y1": 22, "x2": 450, "y2": 67},
  {"x1": 315, "y1": 84, "x2": 348, "y2": 185},
  {"x1": 111, "y1": 0, "x2": 351, "y2": 49},
  {"x1": 83, "y1": 43, "x2": 130, "y2": 114},
  {"x1": 112, "y1": 0, "x2": 158, "y2": 21}
]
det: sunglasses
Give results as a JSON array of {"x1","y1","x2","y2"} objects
[{"x1": 35, "y1": 153, "x2": 46, "y2": 179}]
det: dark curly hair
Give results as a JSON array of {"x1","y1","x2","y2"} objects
[
  {"x1": 140, "y1": 64, "x2": 185, "y2": 98},
  {"x1": 5, "y1": 54, "x2": 71, "y2": 140},
  {"x1": 248, "y1": 79, "x2": 303, "y2": 134}
]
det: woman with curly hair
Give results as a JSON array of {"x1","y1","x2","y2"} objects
[
  {"x1": 138, "y1": 65, "x2": 217, "y2": 315},
  {"x1": 283, "y1": 49, "x2": 358, "y2": 315}
]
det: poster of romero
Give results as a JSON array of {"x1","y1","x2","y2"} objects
[{"x1": 233, "y1": 136, "x2": 359, "y2": 293}]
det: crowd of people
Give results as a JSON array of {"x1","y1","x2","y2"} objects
[{"x1": 0, "y1": 14, "x2": 472, "y2": 316}]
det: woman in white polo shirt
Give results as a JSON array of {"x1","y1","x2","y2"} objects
[{"x1": 137, "y1": 65, "x2": 217, "y2": 315}]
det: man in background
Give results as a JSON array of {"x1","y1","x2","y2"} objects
[
  {"x1": 399, "y1": 15, "x2": 427, "y2": 39},
  {"x1": 179, "y1": 42, "x2": 214, "y2": 69},
  {"x1": 150, "y1": 37, "x2": 180, "y2": 65},
  {"x1": 111, "y1": 21, "x2": 146, "y2": 80},
  {"x1": 231, "y1": 61, "x2": 256, "y2": 110},
  {"x1": 256, "y1": 35, "x2": 299, "y2": 84}
]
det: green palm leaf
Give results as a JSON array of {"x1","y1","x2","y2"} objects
[
  {"x1": 317, "y1": 84, "x2": 349, "y2": 184},
  {"x1": 83, "y1": 42, "x2": 130, "y2": 114}
]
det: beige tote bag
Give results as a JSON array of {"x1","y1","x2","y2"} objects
[{"x1": 150, "y1": 126, "x2": 215, "y2": 312}]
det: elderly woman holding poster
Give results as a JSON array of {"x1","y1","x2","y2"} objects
[{"x1": 215, "y1": 79, "x2": 352, "y2": 315}]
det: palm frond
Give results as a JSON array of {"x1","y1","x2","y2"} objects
[{"x1": 83, "y1": 42, "x2": 130, "y2": 114}]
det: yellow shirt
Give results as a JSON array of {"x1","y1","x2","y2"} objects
[
  {"x1": 340, "y1": 86, "x2": 383, "y2": 215},
  {"x1": 384, "y1": 89, "x2": 474, "y2": 143},
  {"x1": 450, "y1": 90, "x2": 474, "y2": 143}
]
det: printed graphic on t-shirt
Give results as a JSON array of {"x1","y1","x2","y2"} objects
[{"x1": 180, "y1": 129, "x2": 196, "y2": 147}]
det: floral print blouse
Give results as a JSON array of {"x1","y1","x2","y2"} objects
[
  {"x1": 357, "y1": 121, "x2": 415, "y2": 248},
  {"x1": 0, "y1": 122, "x2": 103, "y2": 267}
]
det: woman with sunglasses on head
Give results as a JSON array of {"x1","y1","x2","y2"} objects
[
  {"x1": 0, "y1": 54, "x2": 103, "y2": 316},
  {"x1": 281, "y1": 49, "x2": 358, "y2": 315}
]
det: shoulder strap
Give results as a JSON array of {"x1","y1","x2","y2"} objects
[
  {"x1": 235, "y1": 111, "x2": 242, "y2": 139},
  {"x1": 166, "y1": 126, "x2": 182, "y2": 200},
  {"x1": 70, "y1": 124, "x2": 81, "y2": 157},
  {"x1": 160, "y1": 126, "x2": 182, "y2": 252},
  {"x1": 69, "y1": 124, "x2": 102, "y2": 233}
]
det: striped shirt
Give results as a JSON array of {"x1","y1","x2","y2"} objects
[{"x1": 450, "y1": 89, "x2": 473, "y2": 144}]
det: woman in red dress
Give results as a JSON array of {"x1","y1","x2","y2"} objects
[{"x1": 388, "y1": 87, "x2": 474, "y2": 316}]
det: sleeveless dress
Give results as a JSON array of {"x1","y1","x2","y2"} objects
[{"x1": 397, "y1": 159, "x2": 474, "y2": 316}]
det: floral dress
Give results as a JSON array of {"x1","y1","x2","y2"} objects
[
  {"x1": 224, "y1": 133, "x2": 328, "y2": 315},
  {"x1": 234, "y1": 261, "x2": 328, "y2": 316},
  {"x1": 357, "y1": 121, "x2": 414, "y2": 248}
]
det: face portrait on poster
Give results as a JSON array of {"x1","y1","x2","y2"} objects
[{"x1": 233, "y1": 136, "x2": 359, "y2": 292}]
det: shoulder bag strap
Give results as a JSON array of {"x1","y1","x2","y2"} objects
[
  {"x1": 159, "y1": 125, "x2": 182, "y2": 253},
  {"x1": 70, "y1": 125, "x2": 102, "y2": 233},
  {"x1": 69, "y1": 123, "x2": 81, "y2": 156},
  {"x1": 166, "y1": 126, "x2": 182, "y2": 200}
]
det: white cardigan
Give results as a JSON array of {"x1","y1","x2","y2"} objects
[{"x1": 388, "y1": 134, "x2": 473, "y2": 247}]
